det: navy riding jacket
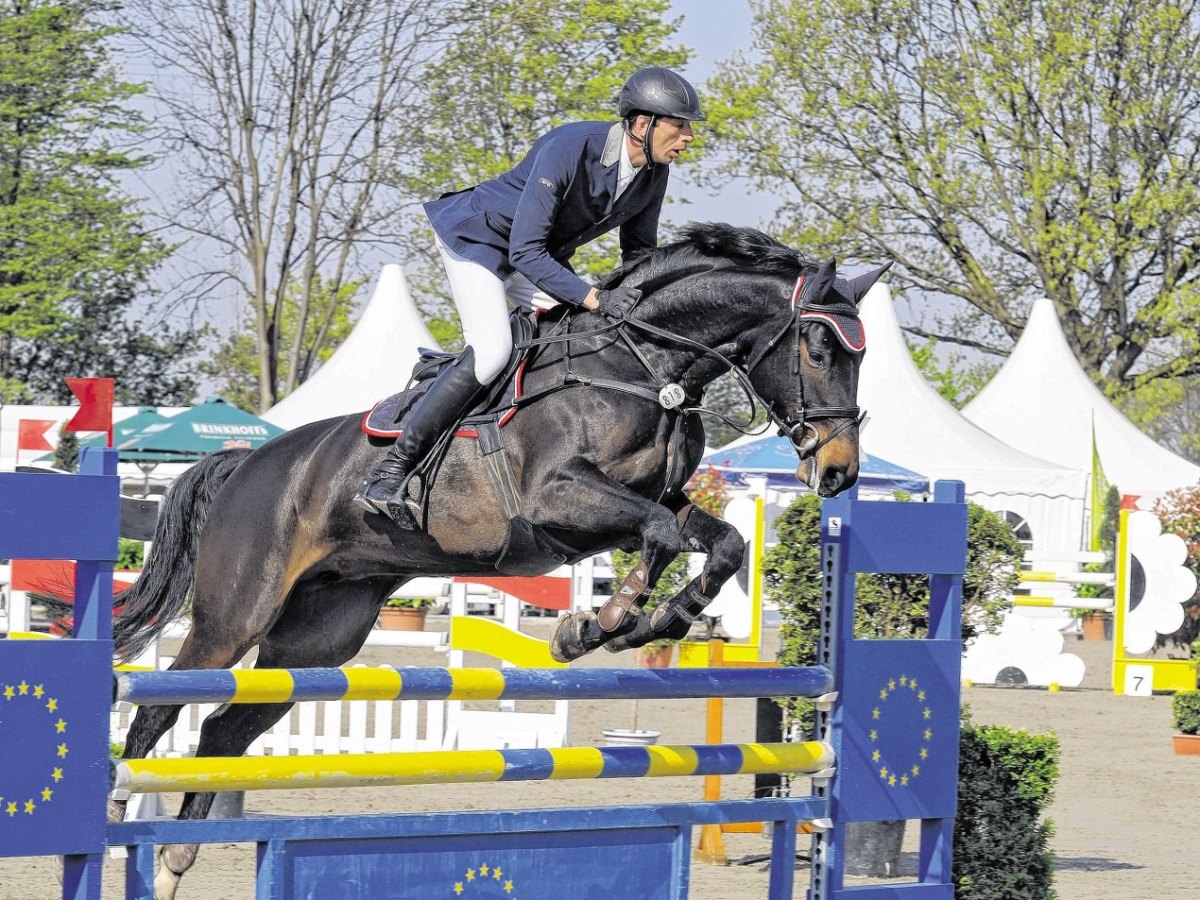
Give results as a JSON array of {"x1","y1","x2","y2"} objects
[{"x1": 423, "y1": 121, "x2": 670, "y2": 305}]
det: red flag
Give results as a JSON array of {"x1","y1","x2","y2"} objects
[
  {"x1": 16, "y1": 419, "x2": 55, "y2": 453},
  {"x1": 65, "y1": 377, "x2": 115, "y2": 444}
]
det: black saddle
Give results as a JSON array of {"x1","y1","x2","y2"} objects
[{"x1": 362, "y1": 311, "x2": 537, "y2": 440}]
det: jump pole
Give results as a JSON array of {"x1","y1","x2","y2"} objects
[{"x1": 0, "y1": 451, "x2": 966, "y2": 900}]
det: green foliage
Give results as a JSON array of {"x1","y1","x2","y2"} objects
[
  {"x1": 51, "y1": 425, "x2": 78, "y2": 472},
  {"x1": 1073, "y1": 561, "x2": 1114, "y2": 602},
  {"x1": 115, "y1": 538, "x2": 144, "y2": 570},
  {"x1": 954, "y1": 720, "x2": 1059, "y2": 899},
  {"x1": 384, "y1": 596, "x2": 437, "y2": 609},
  {"x1": 203, "y1": 275, "x2": 360, "y2": 412},
  {"x1": 766, "y1": 494, "x2": 1022, "y2": 722},
  {"x1": 427, "y1": 315, "x2": 465, "y2": 354},
  {"x1": 908, "y1": 338, "x2": 997, "y2": 409},
  {"x1": 0, "y1": 0, "x2": 201, "y2": 404},
  {"x1": 410, "y1": 0, "x2": 689, "y2": 191},
  {"x1": 705, "y1": 0, "x2": 1200, "y2": 402},
  {"x1": 1171, "y1": 690, "x2": 1200, "y2": 735},
  {"x1": 1152, "y1": 482, "x2": 1200, "y2": 601},
  {"x1": 1115, "y1": 376, "x2": 1200, "y2": 466}
]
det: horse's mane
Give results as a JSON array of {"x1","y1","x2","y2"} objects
[{"x1": 597, "y1": 222, "x2": 811, "y2": 291}]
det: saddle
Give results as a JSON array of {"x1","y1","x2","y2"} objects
[
  {"x1": 361, "y1": 310, "x2": 581, "y2": 574},
  {"x1": 362, "y1": 311, "x2": 538, "y2": 441}
]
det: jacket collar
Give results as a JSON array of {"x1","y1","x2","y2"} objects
[{"x1": 600, "y1": 122, "x2": 625, "y2": 167}]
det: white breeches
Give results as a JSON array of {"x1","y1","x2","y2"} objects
[{"x1": 433, "y1": 232, "x2": 556, "y2": 383}]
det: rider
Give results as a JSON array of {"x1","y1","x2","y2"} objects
[{"x1": 355, "y1": 66, "x2": 706, "y2": 525}]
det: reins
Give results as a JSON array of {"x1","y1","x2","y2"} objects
[
  {"x1": 500, "y1": 271, "x2": 864, "y2": 502},
  {"x1": 512, "y1": 272, "x2": 864, "y2": 457}
]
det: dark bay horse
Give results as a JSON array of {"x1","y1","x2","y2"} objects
[{"x1": 93, "y1": 223, "x2": 887, "y2": 898}]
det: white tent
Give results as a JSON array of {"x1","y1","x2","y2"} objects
[
  {"x1": 263, "y1": 265, "x2": 439, "y2": 429},
  {"x1": 963, "y1": 297, "x2": 1200, "y2": 500},
  {"x1": 857, "y1": 284, "x2": 1087, "y2": 552}
]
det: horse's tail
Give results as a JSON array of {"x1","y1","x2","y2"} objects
[
  {"x1": 110, "y1": 448, "x2": 251, "y2": 661},
  {"x1": 31, "y1": 449, "x2": 252, "y2": 659}
]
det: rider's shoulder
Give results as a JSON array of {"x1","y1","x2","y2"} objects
[{"x1": 536, "y1": 120, "x2": 615, "y2": 148}]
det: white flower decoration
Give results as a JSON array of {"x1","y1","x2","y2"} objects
[{"x1": 1123, "y1": 510, "x2": 1197, "y2": 654}]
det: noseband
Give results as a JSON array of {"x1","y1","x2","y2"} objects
[{"x1": 745, "y1": 273, "x2": 865, "y2": 461}]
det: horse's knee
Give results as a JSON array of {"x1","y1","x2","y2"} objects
[
  {"x1": 642, "y1": 511, "x2": 687, "y2": 557},
  {"x1": 707, "y1": 523, "x2": 745, "y2": 577}
]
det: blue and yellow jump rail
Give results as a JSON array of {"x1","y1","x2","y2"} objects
[{"x1": 0, "y1": 448, "x2": 965, "y2": 900}]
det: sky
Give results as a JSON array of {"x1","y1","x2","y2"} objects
[
  {"x1": 131, "y1": 1, "x2": 767, "y2": 337},
  {"x1": 664, "y1": 1, "x2": 763, "y2": 228}
]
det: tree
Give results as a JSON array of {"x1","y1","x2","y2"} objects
[
  {"x1": 909, "y1": 338, "x2": 997, "y2": 409},
  {"x1": 51, "y1": 423, "x2": 78, "y2": 471},
  {"x1": 395, "y1": 0, "x2": 693, "y2": 322},
  {"x1": 203, "y1": 274, "x2": 361, "y2": 412},
  {"x1": 128, "y1": 0, "x2": 460, "y2": 411},
  {"x1": 1115, "y1": 375, "x2": 1200, "y2": 463},
  {"x1": 706, "y1": 0, "x2": 1200, "y2": 400},
  {"x1": 0, "y1": 0, "x2": 201, "y2": 405}
]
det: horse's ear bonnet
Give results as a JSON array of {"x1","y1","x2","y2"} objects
[{"x1": 793, "y1": 259, "x2": 892, "y2": 353}]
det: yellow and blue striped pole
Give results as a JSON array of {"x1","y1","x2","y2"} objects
[
  {"x1": 113, "y1": 740, "x2": 834, "y2": 793},
  {"x1": 116, "y1": 666, "x2": 834, "y2": 706}
]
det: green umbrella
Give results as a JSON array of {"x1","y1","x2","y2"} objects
[
  {"x1": 117, "y1": 398, "x2": 285, "y2": 458},
  {"x1": 33, "y1": 406, "x2": 171, "y2": 463}
]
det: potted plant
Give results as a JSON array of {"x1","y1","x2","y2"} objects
[
  {"x1": 1071, "y1": 561, "x2": 1114, "y2": 640},
  {"x1": 1070, "y1": 607, "x2": 1111, "y2": 641},
  {"x1": 639, "y1": 638, "x2": 675, "y2": 669},
  {"x1": 1171, "y1": 690, "x2": 1200, "y2": 755},
  {"x1": 377, "y1": 596, "x2": 436, "y2": 631}
]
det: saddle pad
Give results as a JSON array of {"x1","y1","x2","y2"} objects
[{"x1": 362, "y1": 311, "x2": 540, "y2": 440}]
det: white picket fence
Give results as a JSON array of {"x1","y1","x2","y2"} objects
[{"x1": 109, "y1": 663, "x2": 449, "y2": 759}]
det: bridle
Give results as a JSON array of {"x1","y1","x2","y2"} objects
[
  {"x1": 743, "y1": 273, "x2": 866, "y2": 460},
  {"x1": 511, "y1": 268, "x2": 866, "y2": 474}
]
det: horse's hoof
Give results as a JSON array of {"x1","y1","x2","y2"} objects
[
  {"x1": 107, "y1": 797, "x2": 128, "y2": 823},
  {"x1": 603, "y1": 615, "x2": 657, "y2": 653},
  {"x1": 550, "y1": 611, "x2": 600, "y2": 662},
  {"x1": 155, "y1": 843, "x2": 197, "y2": 900}
]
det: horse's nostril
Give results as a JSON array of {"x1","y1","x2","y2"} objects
[{"x1": 819, "y1": 465, "x2": 857, "y2": 498}]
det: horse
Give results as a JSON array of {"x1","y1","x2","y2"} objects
[{"x1": 85, "y1": 223, "x2": 886, "y2": 898}]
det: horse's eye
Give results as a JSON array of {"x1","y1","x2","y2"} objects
[{"x1": 807, "y1": 328, "x2": 834, "y2": 364}]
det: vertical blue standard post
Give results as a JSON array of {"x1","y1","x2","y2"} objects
[
  {"x1": 809, "y1": 480, "x2": 966, "y2": 900},
  {"x1": 0, "y1": 448, "x2": 119, "y2": 900}
]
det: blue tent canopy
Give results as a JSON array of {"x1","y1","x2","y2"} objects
[{"x1": 701, "y1": 436, "x2": 929, "y2": 495}]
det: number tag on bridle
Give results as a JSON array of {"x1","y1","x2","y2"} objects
[{"x1": 658, "y1": 383, "x2": 686, "y2": 409}]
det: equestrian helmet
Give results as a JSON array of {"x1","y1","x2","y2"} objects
[{"x1": 619, "y1": 67, "x2": 706, "y2": 121}]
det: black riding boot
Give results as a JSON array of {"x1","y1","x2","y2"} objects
[{"x1": 354, "y1": 349, "x2": 484, "y2": 527}]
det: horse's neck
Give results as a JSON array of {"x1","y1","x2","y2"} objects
[{"x1": 634, "y1": 285, "x2": 772, "y2": 380}]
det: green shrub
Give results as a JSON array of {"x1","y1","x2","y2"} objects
[
  {"x1": 384, "y1": 596, "x2": 437, "y2": 609},
  {"x1": 954, "y1": 720, "x2": 1059, "y2": 900},
  {"x1": 116, "y1": 538, "x2": 144, "y2": 570},
  {"x1": 1172, "y1": 690, "x2": 1200, "y2": 735}
]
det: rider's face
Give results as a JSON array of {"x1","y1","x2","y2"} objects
[{"x1": 630, "y1": 115, "x2": 695, "y2": 166}]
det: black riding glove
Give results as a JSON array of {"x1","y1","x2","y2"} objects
[{"x1": 594, "y1": 285, "x2": 642, "y2": 318}]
